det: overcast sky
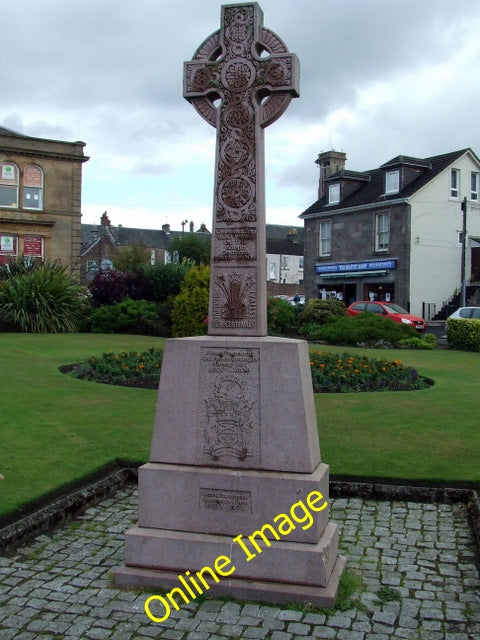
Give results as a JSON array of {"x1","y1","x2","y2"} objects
[{"x1": 2, "y1": 0, "x2": 479, "y2": 231}]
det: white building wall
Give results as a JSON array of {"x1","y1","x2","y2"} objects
[
  {"x1": 409, "y1": 151, "x2": 480, "y2": 317},
  {"x1": 267, "y1": 253, "x2": 303, "y2": 284}
]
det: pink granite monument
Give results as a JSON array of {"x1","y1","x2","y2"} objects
[{"x1": 115, "y1": 2, "x2": 345, "y2": 606}]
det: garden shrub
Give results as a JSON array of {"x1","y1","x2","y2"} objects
[
  {"x1": 300, "y1": 312, "x2": 417, "y2": 347},
  {"x1": 447, "y1": 318, "x2": 480, "y2": 351},
  {"x1": 88, "y1": 269, "x2": 152, "y2": 307},
  {"x1": 171, "y1": 264, "x2": 210, "y2": 337},
  {"x1": 298, "y1": 298, "x2": 347, "y2": 328},
  {"x1": 267, "y1": 296, "x2": 296, "y2": 335},
  {"x1": 88, "y1": 298, "x2": 167, "y2": 336},
  {"x1": 398, "y1": 333, "x2": 436, "y2": 349},
  {"x1": 143, "y1": 261, "x2": 190, "y2": 303},
  {"x1": 0, "y1": 262, "x2": 87, "y2": 333}
]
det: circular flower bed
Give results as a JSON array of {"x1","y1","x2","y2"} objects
[
  {"x1": 63, "y1": 348, "x2": 432, "y2": 392},
  {"x1": 61, "y1": 348, "x2": 163, "y2": 389},
  {"x1": 310, "y1": 350, "x2": 432, "y2": 392}
]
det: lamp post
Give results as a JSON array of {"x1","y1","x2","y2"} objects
[{"x1": 460, "y1": 197, "x2": 467, "y2": 307}]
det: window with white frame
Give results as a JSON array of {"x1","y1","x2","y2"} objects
[
  {"x1": 450, "y1": 168, "x2": 460, "y2": 198},
  {"x1": 23, "y1": 164, "x2": 44, "y2": 210},
  {"x1": 385, "y1": 170, "x2": 400, "y2": 194},
  {"x1": 375, "y1": 212, "x2": 390, "y2": 252},
  {"x1": 471, "y1": 172, "x2": 479, "y2": 201},
  {"x1": 328, "y1": 183, "x2": 340, "y2": 204},
  {"x1": 319, "y1": 220, "x2": 331, "y2": 256},
  {"x1": 0, "y1": 162, "x2": 19, "y2": 207}
]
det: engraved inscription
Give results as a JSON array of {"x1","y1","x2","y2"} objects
[
  {"x1": 199, "y1": 488, "x2": 252, "y2": 513},
  {"x1": 197, "y1": 347, "x2": 260, "y2": 463},
  {"x1": 214, "y1": 228, "x2": 256, "y2": 262}
]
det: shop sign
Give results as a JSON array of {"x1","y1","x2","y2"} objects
[
  {"x1": 316, "y1": 259, "x2": 397, "y2": 274},
  {"x1": 23, "y1": 236, "x2": 44, "y2": 258},
  {"x1": 0, "y1": 235, "x2": 17, "y2": 255}
]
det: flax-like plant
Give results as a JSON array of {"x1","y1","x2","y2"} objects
[{"x1": 0, "y1": 262, "x2": 86, "y2": 333}]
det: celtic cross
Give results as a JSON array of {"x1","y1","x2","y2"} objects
[{"x1": 184, "y1": 2, "x2": 299, "y2": 336}]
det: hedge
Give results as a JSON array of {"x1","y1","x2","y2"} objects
[{"x1": 446, "y1": 318, "x2": 480, "y2": 351}]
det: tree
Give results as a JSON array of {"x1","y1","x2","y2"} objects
[
  {"x1": 168, "y1": 234, "x2": 211, "y2": 265},
  {"x1": 143, "y1": 261, "x2": 190, "y2": 302},
  {"x1": 113, "y1": 243, "x2": 151, "y2": 272}
]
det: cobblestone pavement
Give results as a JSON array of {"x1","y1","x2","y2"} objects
[{"x1": 1, "y1": 485, "x2": 479, "y2": 640}]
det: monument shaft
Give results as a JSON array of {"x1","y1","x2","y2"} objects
[
  {"x1": 184, "y1": 2, "x2": 299, "y2": 336},
  {"x1": 116, "y1": 3, "x2": 345, "y2": 608}
]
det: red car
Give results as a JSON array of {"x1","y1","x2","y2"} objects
[{"x1": 346, "y1": 301, "x2": 427, "y2": 332}]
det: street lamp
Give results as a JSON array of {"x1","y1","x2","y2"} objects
[{"x1": 460, "y1": 197, "x2": 467, "y2": 307}]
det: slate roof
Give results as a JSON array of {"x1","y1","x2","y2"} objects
[
  {"x1": 81, "y1": 223, "x2": 171, "y2": 255},
  {"x1": 301, "y1": 148, "x2": 478, "y2": 218},
  {"x1": 81, "y1": 222, "x2": 304, "y2": 256},
  {"x1": 0, "y1": 125, "x2": 26, "y2": 137},
  {"x1": 266, "y1": 224, "x2": 304, "y2": 256}
]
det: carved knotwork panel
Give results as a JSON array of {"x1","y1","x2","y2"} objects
[{"x1": 197, "y1": 347, "x2": 261, "y2": 463}]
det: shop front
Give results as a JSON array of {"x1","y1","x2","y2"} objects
[{"x1": 315, "y1": 259, "x2": 397, "y2": 305}]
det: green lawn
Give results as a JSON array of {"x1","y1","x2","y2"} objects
[
  {"x1": 1, "y1": 334, "x2": 479, "y2": 521},
  {"x1": 310, "y1": 344, "x2": 479, "y2": 483}
]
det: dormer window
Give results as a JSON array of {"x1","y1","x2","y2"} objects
[
  {"x1": 385, "y1": 170, "x2": 399, "y2": 194},
  {"x1": 328, "y1": 183, "x2": 340, "y2": 204}
]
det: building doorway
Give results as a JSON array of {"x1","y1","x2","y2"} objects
[{"x1": 363, "y1": 283, "x2": 395, "y2": 302}]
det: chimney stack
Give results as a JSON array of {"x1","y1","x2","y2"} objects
[{"x1": 315, "y1": 150, "x2": 346, "y2": 199}]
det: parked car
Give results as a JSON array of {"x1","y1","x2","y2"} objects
[
  {"x1": 447, "y1": 306, "x2": 480, "y2": 320},
  {"x1": 346, "y1": 301, "x2": 427, "y2": 332}
]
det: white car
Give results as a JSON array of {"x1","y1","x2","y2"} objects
[{"x1": 447, "y1": 306, "x2": 480, "y2": 320}]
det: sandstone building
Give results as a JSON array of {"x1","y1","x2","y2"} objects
[{"x1": 0, "y1": 126, "x2": 88, "y2": 278}]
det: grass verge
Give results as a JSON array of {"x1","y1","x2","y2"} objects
[{"x1": 0, "y1": 334, "x2": 479, "y2": 521}]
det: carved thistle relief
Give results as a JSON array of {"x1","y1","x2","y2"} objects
[
  {"x1": 212, "y1": 269, "x2": 256, "y2": 329},
  {"x1": 197, "y1": 347, "x2": 260, "y2": 463}
]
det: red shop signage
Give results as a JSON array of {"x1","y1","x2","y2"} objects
[{"x1": 23, "y1": 235, "x2": 44, "y2": 258}]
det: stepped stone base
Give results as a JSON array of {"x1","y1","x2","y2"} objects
[
  {"x1": 115, "y1": 554, "x2": 346, "y2": 608},
  {"x1": 137, "y1": 462, "x2": 331, "y2": 543},
  {"x1": 118, "y1": 520, "x2": 338, "y2": 586},
  {"x1": 115, "y1": 335, "x2": 345, "y2": 607}
]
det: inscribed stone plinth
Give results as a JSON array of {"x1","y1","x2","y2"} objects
[{"x1": 115, "y1": 2, "x2": 345, "y2": 607}]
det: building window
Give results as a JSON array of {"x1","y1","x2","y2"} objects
[
  {"x1": 375, "y1": 212, "x2": 389, "y2": 252},
  {"x1": 471, "y1": 172, "x2": 479, "y2": 201},
  {"x1": 385, "y1": 170, "x2": 399, "y2": 194},
  {"x1": 328, "y1": 183, "x2": 340, "y2": 204},
  {"x1": 319, "y1": 220, "x2": 331, "y2": 256},
  {"x1": 22, "y1": 164, "x2": 44, "y2": 210},
  {"x1": 457, "y1": 231, "x2": 464, "y2": 246},
  {"x1": 450, "y1": 168, "x2": 460, "y2": 198},
  {"x1": 0, "y1": 162, "x2": 19, "y2": 208}
]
